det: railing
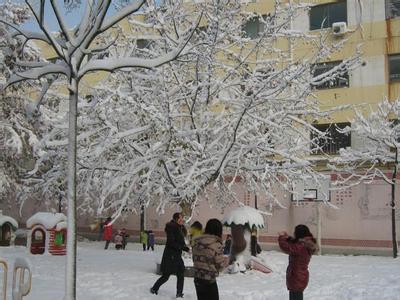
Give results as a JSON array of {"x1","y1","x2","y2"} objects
[
  {"x1": 0, "y1": 257, "x2": 7, "y2": 300},
  {"x1": 12, "y1": 257, "x2": 32, "y2": 300}
]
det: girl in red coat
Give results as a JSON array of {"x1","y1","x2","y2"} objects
[
  {"x1": 103, "y1": 217, "x2": 113, "y2": 250},
  {"x1": 278, "y1": 225, "x2": 318, "y2": 300}
]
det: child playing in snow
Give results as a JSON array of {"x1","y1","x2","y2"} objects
[
  {"x1": 103, "y1": 217, "x2": 113, "y2": 250},
  {"x1": 120, "y1": 228, "x2": 129, "y2": 250},
  {"x1": 189, "y1": 221, "x2": 203, "y2": 247},
  {"x1": 147, "y1": 230, "x2": 155, "y2": 251},
  {"x1": 192, "y1": 219, "x2": 229, "y2": 300},
  {"x1": 114, "y1": 230, "x2": 123, "y2": 250},
  {"x1": 278, "y1": 225, "x2": 318, "y2": 300},
  {"x1": 140, "y1": 230, "x2": 148, "y2": 251}
]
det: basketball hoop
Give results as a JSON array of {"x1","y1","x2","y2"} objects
[
  {"x1": 292, "y1": 178, "x2": 330, "y2": 202},
  {"x1": 303, "y1": 189, "x2": 317, "y2": 202}
]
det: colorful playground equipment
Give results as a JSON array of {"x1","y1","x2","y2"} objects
[
  {"x1": 27, "y1": 212, "x2": 67, "y2": 255},
  {"x1": 0, "y1": 210, "x2": 18, "y2": 247},
  {"x1": 0, "y1": 257, "x2": 32, "y2": 300}
]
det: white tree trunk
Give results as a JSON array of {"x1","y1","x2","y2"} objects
[{"x1": 65, "y1": 77, "x2": 78, "y2": 300}]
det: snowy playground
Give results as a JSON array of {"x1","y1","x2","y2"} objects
[{"x1": 1, "y1": 241, "x2": 400, "y2": 300}]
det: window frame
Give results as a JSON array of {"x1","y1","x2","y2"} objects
[
  {"x1": 389, "y1": 54, "x2": 400, "y2": 82},
  {"x1": 309, "y1": 1, "x2": 347, "y2": 31},
  {"x1": 311, "y1": 122, "x2": 351, "y2": 154},
  {"x1": 312, "y1": 60, "x2": 349, "y2": 90},
  {"x1": 386, "y1": 0, "x2": 400, "y2": 19},
  {"x1": 242, "y1": 14, "x2": 268, "y2": 39}
]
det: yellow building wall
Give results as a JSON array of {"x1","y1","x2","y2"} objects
[{"x1": 34, "y1": 2, "x2": 400, "y2": 119}]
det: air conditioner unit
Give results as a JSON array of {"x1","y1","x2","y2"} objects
[{"x1": 332, "y1": 22, "x2": 347, "y2": 36}]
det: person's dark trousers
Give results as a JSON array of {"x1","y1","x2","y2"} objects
[
  {"x1": 142, "y1": 243, "x2": 146, "y2": 251},
  {"x1": 147, "y1": 245, "x2": 154, "y2": 251},
  {"x1": 152, "y1": 271, "x2": 184, "y2": 295},
  {"x1": 104, "y1": 240, "x2": 110, "y2": 250},
  {"x1": 194, "y1": 278, "x2": 219, "y2": 300},
  {"x1": 289, "y1": 291, "x2": 303, "y2": 300}
]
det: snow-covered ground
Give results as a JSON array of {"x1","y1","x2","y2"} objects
[{"x1": 1, "y1": 242, "x2": 400, "y2": 300}]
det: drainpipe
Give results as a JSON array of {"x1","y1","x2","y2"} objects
[{"x1": 391, "y1": 148, "x2": 398, "y2": 258}]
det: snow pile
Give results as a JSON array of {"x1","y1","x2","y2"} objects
[
  {"x1": 1, "y1": 242, "x2": 400, "y2": 299},
  {"x1": 55, "y1": 221, "x2": 67, "y2": 231},
  {"x1": 26, "y1": 212, "x2": 66, "y2": 229},
  {"x1": 0, "y1": 211, "x2": 18, "y2": 229},
  {"x1": 222, "y1": 206, "x2": 265, "y2": 228}
]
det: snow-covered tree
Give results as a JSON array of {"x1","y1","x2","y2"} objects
[
  {"x1": 1, "y1": 1, "x2": 199, "y2": 298},
  {"x1": 330, "y1": 98, "x2": 400, "y2": 258},
  {"x1": 0, "y1": 0, "x2": 44, "y2": 204},
  {"x1": 61, "y1": 0, "x2": 361, "y2": 218},
  {"x1": 8, "y1": 1, "x2": 362, "y2": 217}
]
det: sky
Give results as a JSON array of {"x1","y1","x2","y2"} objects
[
  {"x1": 22, "y1": 2, "x2": 93, "y2": 32},
  {"x1": 5, "y1": 1, "x2": 118, "y2": 32},
  {"x1": 12, "y1": 1, "x2": 158, "y2": 32}
]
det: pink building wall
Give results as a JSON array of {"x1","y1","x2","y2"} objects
[{"x1": 3, "y1": 179, "x2": 399, "y2": 255}]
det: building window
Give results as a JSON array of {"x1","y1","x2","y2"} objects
[
  {"x1": 137, "y1": 39, "x2": 151, "y2": 49},
  {"x1": 390, "y1": 119, "x2": 400, "y2": 144},
  {"x1": 311, "y1": 122, "x2": 351, "y2": 154},
  {"x1": 386, "y1": 0, "x2": 400, "y2": 19},
  {"x1": 312, "y1": 61, "x2": 349, "y2": 89},
  {"x1": 310, "y1": 1, "x2": 347, "y2": 30},
  {"x1": 389, "y1": 54, "x2": 400, "y2": 82},
  {"x1": 243, "y1": 15, "x2": 267, "y2": 39}
]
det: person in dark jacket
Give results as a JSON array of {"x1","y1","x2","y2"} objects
[
  {"x1": 278, "y1": 224, "x2": 318, "y2": 300},
  {"x1": 192, "y1": 219, "x2": 229, "y2": 300},
  {"x1": 147, "y1": 230, "x2": 155, "y2": 251},
  {"x1": 150, "y1": 212, "x2": 189, "y2": 298}
]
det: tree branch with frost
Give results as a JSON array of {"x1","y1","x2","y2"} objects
[
  {"x1": 99, "y1": 0, "x2": 146, "y2": 33},
  {"x1": 78, "y1": 13, "x2": 201, "y2": 77},
  {"x1": 49, "y1": 0, "x2": 72, "y2": 43},
  {"x1": 25, "y1": 0, "x2": 66, "y2": 61},
  {"x1": 6, "y1": 64, "x2": 70, "y2": 87},
  {"x1": 329, "y1": 98, "x2": 399, "y2": 258}
]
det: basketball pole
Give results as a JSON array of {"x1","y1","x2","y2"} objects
[{"x1": 316, "y1": 201, "x2": 322, "y2": 255}]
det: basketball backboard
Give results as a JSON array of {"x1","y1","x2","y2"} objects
[{"x1": 292, "y1": 176, "x2": 330, "y2": 201}]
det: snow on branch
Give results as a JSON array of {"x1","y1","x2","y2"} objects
[{"x1": 7, "y1": 64, "x2": 70, "y2": 87}]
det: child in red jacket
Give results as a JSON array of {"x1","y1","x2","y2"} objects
[
  {"x1": 103, "y1": 217, "x2": 113, "y2": 250},
  {"x1": 278, "y1": 225, "x2": 318, "y2": 300}
]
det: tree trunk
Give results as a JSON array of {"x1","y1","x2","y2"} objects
[
  {"x1": 140, "y1": 204, "x2": 145, "y2": 233},
  {"x1": 316, "y1": 202, "x2": 322, "y2": 255},
  {"x1": 65, "y1": 77, "x2": 78, "y2": 300},
  {"x1": 180, "y1": 201, "x2": 192, "y2": 219},
  {"x1": 59, "y1": 193, "x2": 62, "y2": 213},
  {"x1": 391, "y1": 149, "x2": 398, "y2": 258}
]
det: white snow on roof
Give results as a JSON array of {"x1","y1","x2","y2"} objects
[
  {"x1": 0, "y1": 215, "x2": 18, "y2": 229},
  {"x1": 55, "y1": 221, "x2": 67, "y2": 231},
  {"x1": 27, "y1": 212, "x2": 67, "y2": 229},
  {"x1": 222, "y1": 206, "x2": 265, "y2": 228}
]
